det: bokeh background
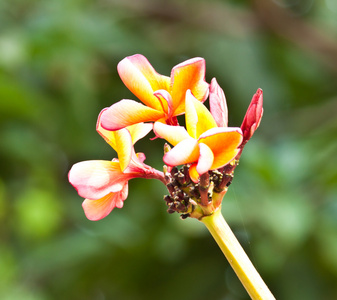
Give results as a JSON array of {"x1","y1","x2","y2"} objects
[{"x1": 1, "y1": 0, "x2": 337, "y2": 299}]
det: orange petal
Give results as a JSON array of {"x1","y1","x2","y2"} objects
[
  {"x1": 198, "y1": 127, "x2": 242, "y2": 170},
  {"x1": 170, "y1": 57, "x2": 209, "y2": 115},
  {"x1": 163, "y1": 138, "x2": 199, "y2": 166},
  {"x1": 196, "y1": 143, "x2": 214, "y2": 175},
  {"x1": 185, "y1": 90, "x2": 217, "y2": 139},
  {"x1": 153, "y1": 122, "x2": 190, "y2": 146},
  {"x1": 100, "y1": 100, "x2": 165, "y2": 131},
  {"x1": 117, "y1": 54, "x2": 170, "y2": 111},
  {"x1": 82, "y1": 183, "x2": 128, "y2": 221},
  {"x1": 188, "y1": 164, "x2": 200, "y2": 183}
]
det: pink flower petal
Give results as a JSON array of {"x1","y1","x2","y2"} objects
[
  {"x1": 135, "y1": 152, "x2": 146, "y2": 164},
  {"x1": 100, "y1": 100, "x2": 165, "y2": 131},
  {"x1": 123, "y1": 150, "x2": 148, "y2": 173},
  {"x1": 82, "y1": 183, "x2": 128, "y2": 221},
  {"x1": 153, "y1": 89, "x2": 173, "y2": 117},
  {"x1": 117, "y1": 54, "x2": 170, "y2": 111},
  {"x1": 196, "y1": 143, "x2": 214, "y2": 175},
  {"x1": 209, "y1": 78, "x2": 228, "y2": 127},
  {"x1": 153, "y1": 122, "x2": 190, "y2": 146},
  {"x1": 68, "y1": 160, "x2": 130, "y2": 200},
  {"x1": 163, "y1": 138, "x2": 199, "y2": 166}
]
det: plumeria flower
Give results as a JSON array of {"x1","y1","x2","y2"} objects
[
  {"x1": 100, "y1": 54, "x2": 209, "y2": 131},
  {"x1": 68, "y1": 111, "x2": 165, "y2": 221},
  {"x1": 154, "y1": 89, "x2": 243, "y2": 183},
  {"x1": 68, "y1": 51, "x2": 273, "y2": 299}
]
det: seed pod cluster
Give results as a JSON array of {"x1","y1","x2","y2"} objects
[{"x1": 163, "y1": 159, "x2": 239, "y2": 219}]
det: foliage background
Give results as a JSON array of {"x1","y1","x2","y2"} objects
[{"x1": 1, "y1": 0, "x2": 337, "y2": 299}]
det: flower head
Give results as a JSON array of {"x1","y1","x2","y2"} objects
[
  {"x1": 69, "y1": 55, "x2": 264, "y2": 221},
  {"x1": 100, "y1": 54, "x2": 209, "y2": 131},
  {"x1": 154, "y1": 90, "x2": 242, "y2": 182}
]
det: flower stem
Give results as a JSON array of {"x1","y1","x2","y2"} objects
[{"x1": 201, "y1": 209, "x2": 275, "y2": 300}]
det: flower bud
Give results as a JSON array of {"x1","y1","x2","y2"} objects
[
  {"x1": 209, "y1": 78, "x2": 228, "y2": 127},
  {"x1": 164, "y1": 143, "x2": 171, "y2": 153},
  {"x1": 241, "y1": 88, "x2": 263, "y2": 144}
]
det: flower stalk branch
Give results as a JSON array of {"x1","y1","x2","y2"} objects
[{"x1": 201, "y1": 209, "x2": 276, "y2": 300}]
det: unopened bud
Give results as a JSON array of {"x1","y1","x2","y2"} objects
[
  {"x1": 209, "y1": 78, "x2": 228, "y2": 127},
  {"x1": 241, "y1": 88, "x2": 263, "y2": 145}
]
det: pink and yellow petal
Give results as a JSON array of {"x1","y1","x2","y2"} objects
[
  {"x1": 170, "y1": 57, "x2": 209, "y2": 114},
  {"x1": 117, "y1": 54, "x2": 170, "y2": 111},
  {"x1": 100, "y1": 100, "x2": 165, "y2": 131},
  {"x1": 135, "y1": 152, "x2": 146, "y2": 164},
  {"x1": 97, "y1": 112, "x2": 148, "y2": 171},
  {"x1": 163, "y1": 138, "x2": 199, "y2": 166},
  {"x1": 82, "y1": 183, "x2": 128, "y2": 221},
  {"x1": 123, "y1": 150, "x2": 148, "y2": 173},
  {"x1": 68, "y1": 160, "x2": 129, "y2": 200},
  {"x1": 96, "y1": 108, "x2": 117, "y2": 149},
  {"x1": 196, "y1": 143, "x2": 214, "y2": 175},
  {"x1": 113, "y1": 129, "x2": 133, "y2": 171},
  {"x1": 153, "y1": 90, "x2": 173, "y2": 117},
  {"x1": 153, "y1": 122, "x2": 190, "y2": 146},
  {"x1": 185, "y1": 90, "x2": 217, "y2": 139},
  {"x1": 198, "y1": 127, "x2": 242, "y2": 170},
  {"x1": 126, "y1": 123, "x2": 153, "y2": 145}
]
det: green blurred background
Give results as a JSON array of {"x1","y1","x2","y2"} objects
[{"x1": 1, "y1": 0, "x2": 337, "y2": 299}]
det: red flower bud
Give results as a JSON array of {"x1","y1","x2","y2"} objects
[{"x1": 240, "y1": 89, "x2": 263, "y2": 144}]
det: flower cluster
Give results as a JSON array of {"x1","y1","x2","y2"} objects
[{"x1": 69, "y1": 54, "x2": 263, "y2": 221}]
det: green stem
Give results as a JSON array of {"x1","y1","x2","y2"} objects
[{"x1": 201, "y1": 209, "x2": 275, "y2": 300}]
